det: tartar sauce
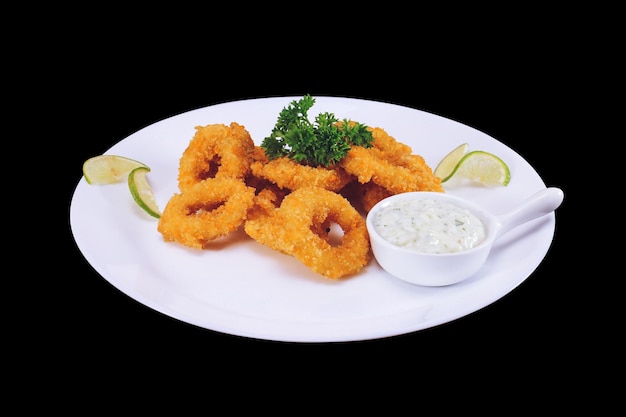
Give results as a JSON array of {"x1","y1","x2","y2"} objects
[{"x1": 373, "y1": 199, "x2": 486, "y2": 254}]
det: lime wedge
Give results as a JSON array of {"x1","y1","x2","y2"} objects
[
  {"x1": 128, "y1": 166, "x2": 161, "y2": 218},
  {"x1": 434, "y1": 143, "x2": 470, "y2": 182},
  {"x1": 83, "y1": 155, "x2": 148, "y2": 184},
  {"x1": 449, "y1": 150, "x2": 511, "y2": 186}
]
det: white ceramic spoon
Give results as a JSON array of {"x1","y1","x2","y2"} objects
[{"x1": 366, "y1": 187, "x2": 564, "y2": 286}]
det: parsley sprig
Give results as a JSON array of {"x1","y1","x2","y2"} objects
[{"x1": 261, "y1": 94, "x2": 373, "y2": 167}]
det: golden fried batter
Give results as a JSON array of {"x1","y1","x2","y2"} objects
[
  {"x1": 250, "y1": 156, "x2": 354, "y2": 192},
  {"x1": 244, "y1": 186, "x2": 371, "y2": 279},
  {"x1": 159, "y1": 119, "x2": 442, "y2": 280},
  {"x1": 158, "y1": 177, "x2": 255, "y2": 249},
  {"x1": 341, "y1": 127, "x2": 443, "y2": 194},
  {"x1": 178, "y1": 122, "x2": 255, "y2": 192}
]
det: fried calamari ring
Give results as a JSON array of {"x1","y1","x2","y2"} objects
[
  {"x1": 244, "y1": 186, "x2": 370, "y2": 279},
  {"x1": 246, "y1": 181, "x2": 289, "y2": 220},
  {"x1": 360, "y1": 182, "x2": 394, "y2": 213},
  {"x1": 250, "y1": 156, "x2": 354, "y2": 192},
  {"x1": 369, "y1": 126, "x2": 413, "y2": 160},
  {"x1": 178, "y1": 122, "x2": 254, "y2": 192},
  {"x1": 158, "y1": 178, "x2": 255, "y2": 249},
  {"x1": 244, "y1": 147, "x2": 291, "y2": 219},
  {"x1": 340, "y1": 126, "x2": 443, "y2": 194},
  {"x1": 341, "y1": 146, "x2": 433, "y2": 193},
  {"x1": 336, "y1": 180, "x2": 393, "y2": 214},
  {"x1": 250, "y1": 145, "x2": 269, "y2": 164}
]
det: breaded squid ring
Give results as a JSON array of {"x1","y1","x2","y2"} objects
[
  {"x1": 369, "y1": 126, "x2": 413, "y2": 160},
  {"x1": 246, "y1": 182, "x2": 289, "y2": 220},
  {"x1": 250, "y1": 156, "x2": 354, "y2": 192},
  {"x1": 244, "y1": 186, "x2": 371, "y2": 279},
  {"x1": 158, "y1": 178, "x2": 255, "y2": 249},
  {"x1": 340, "y1": 126, "x2": 443, "y2": 194},
  {"x1": 360, "y1": 182, "x2": 394, "y2": 213},
  {"x1": 178, "y1": 122, "x2": 255, "y2": 192},
  {"x1": 244, "y1": 147, "x2": 291, "y2": 220}
]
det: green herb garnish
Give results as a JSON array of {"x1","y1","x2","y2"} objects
[{"x1": 260, "y1": 94, "x2": 374, "y2": 167}]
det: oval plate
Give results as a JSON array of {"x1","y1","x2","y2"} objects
[{"x1": 69, "y1": 96, "x2": 555, "y2": 342}]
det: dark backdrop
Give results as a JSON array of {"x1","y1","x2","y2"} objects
[{"x1": 58, "y1": 41, "x2": 580, "y2": 388}]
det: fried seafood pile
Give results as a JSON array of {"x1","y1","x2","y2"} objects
[{"x1": 157, "y1": 121, "x2": 443, "y2": 279}]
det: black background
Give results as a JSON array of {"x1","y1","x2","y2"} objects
[{"x1": 55, "y1": 31, "x2": 586, "y2": 389}]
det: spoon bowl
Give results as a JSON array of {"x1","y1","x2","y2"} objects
[{"x1": 366, "y1": 187, "x2": 564, "y2": 286}]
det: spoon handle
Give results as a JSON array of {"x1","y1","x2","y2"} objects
[{"x1": 496, "y1": 187, "x2": 564, "y2": 238}]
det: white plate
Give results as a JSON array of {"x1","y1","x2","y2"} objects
[{"x1": 70, "y1": 96, "x2": 555, "y2": 342}]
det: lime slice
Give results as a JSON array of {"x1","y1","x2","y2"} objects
[
  {"x1": 83, "y1": 155, "x2": 148, "y2": 184},
  {"x1": 434, "y1": 143, "x2": 470, "y2": 182},
  {"x1": 128, "y1": 167, "x2": 161, "y2": 218},
  {"x1": 449, "y1": 150, "x2": 511, "y2": 186}
]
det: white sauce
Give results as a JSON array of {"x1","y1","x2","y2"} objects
[{"x1": 373, "y1": 198, "x2": 486, "y2": 254}]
